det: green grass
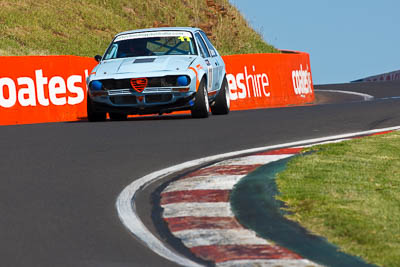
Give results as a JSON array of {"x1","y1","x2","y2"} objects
[
  {"x1": 276, "y1": 131, "x2": 400, "y2": 267},
  {"x1": 0, "y1": 0, "x2": 278, "y2": 57}
]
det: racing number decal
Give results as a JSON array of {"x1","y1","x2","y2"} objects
[
  {"x1": 207, "y1": 66, "x2": 213, "y2": 91},
  {"x1": 178, "y1": 36, "x2": 191, "y2": 42},
  {"x1": 204, "y1": 59, "x2": 213, "y2": 91}
]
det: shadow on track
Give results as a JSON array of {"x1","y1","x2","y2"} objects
[{"x1": 66, "y1": 114, "x2": 193, "y2": 123}]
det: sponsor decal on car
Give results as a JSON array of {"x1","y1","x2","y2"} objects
[{"x1": 115, "y1": 31, "x2": 192, "y2": 42}]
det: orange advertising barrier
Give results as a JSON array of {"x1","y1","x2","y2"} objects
[
  {"x1": 0, "y1": 52, "x2": 313, "y2": 125},
  {"x1": 0, "y1": 56, "x2": 97, "y2": 125},
  {"x1": 224, "y1": 51, "x2": 314, "y2": 110}
]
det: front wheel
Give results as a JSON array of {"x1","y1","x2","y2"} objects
[
  {"x1": 211, "y1": 76, "x2": 230, "y2": 115},
  {"x1": 87, "y1": 95, "x2": 106, "y2": 122},
  {"x1": 191, "y1": 79, "x2": 209, "y2": 118}
]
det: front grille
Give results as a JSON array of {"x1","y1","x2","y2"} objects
[
  {"x1": 102, "y1": 79, "x2": 131, "y2": 90},
  {"x1": 110, "y1": 95, "x2": 137, "y2": 105},
  {"x1": 147, "y1": 76, "x2": 184, "y2": 87},
  {"x1": 100, "y1": 76, "x2": 190, "y2": 90},
  {"x1": 145, "y1": 94, "x2": 173, "y2": 103}
]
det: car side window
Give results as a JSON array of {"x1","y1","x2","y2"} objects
[
  {"x1": 199, "y1": 31, "x2": 217, "y2": 57},
  {"x1": 104, "y1": 43, "x2": 118, "y2": 60},
  {"x1": 195, "y1": 32, "x2": 210, "y2": 58}
]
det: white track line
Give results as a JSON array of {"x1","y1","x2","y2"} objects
[
  {"x1": 116, "y1": 126, "x2": 400, "y2": 266},
  {"x1": 163, "y1": 175, "x2": 243, "y2": 193},
  {"x1": 174, "y1": 229, "x2": 270, "y2": 247},
  {"x1": 162, "y1": 202, "x2": 233, "y2": 218},
  {"x1": 314, "y1": 89, "x2": 374, "y2": 101}
]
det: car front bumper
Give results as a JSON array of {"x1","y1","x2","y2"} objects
[{"x1": 88, "y1": 90, "x2": 196, "y2": 115}]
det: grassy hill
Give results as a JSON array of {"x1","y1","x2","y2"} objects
[{"x1": 0, "y1": 0, "x2": 278, "y2": 57}]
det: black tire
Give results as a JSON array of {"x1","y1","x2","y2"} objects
[
  {"x1": 109, "y1": 112, "x2": 128, "y2": 121},
  {"x1": 211, "y1": 76, "x2": 230, "y2": 115},
  {"x1": 87, "y1": 94, "x2": 106, "y2": 122},
  {"x1": 191, "y1": 79, "x2": 210, "y2": 118}
]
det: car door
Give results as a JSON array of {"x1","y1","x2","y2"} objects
[
  {"x1": 199, "y1": 31, "x2": 223, "y2": 89},
  {"x1": 194, "y1": 32, "x2": 218, "y2": 92}
]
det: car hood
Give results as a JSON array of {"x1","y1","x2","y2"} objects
[{"x1": 95, "y1": 55, "x2": 197, "y2": 78}]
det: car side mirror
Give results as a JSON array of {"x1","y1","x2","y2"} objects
[{"x1": 94, "y1": 55, "x2": 102, "y2": 62}]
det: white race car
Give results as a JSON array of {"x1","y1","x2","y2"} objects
[{"x1": 87, "y1": 27, "x2": 230, "y2": 121}]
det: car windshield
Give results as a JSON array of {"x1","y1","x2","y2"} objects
[{"x1": 103, "y1": 31, "x2": 197, "y2": 60}]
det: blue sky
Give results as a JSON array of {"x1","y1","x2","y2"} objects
[{"x1": 230, "y1": 0, "x2": 400, "y2": 84}]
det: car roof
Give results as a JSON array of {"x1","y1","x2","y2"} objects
[{"x1": 115, "y1": 27, "x2": 202, "y2": 38}]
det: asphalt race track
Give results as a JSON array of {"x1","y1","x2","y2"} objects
[{"x1": 1, "y1": 81, "x2": 400, "y2": 267}]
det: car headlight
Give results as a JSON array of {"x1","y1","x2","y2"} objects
[
  {"x1": 177, "y1": 76, "x2": 189, "y2": 86},
  {"x1": 90, "y1": 80, "x2": 103, "y2": 91}
]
